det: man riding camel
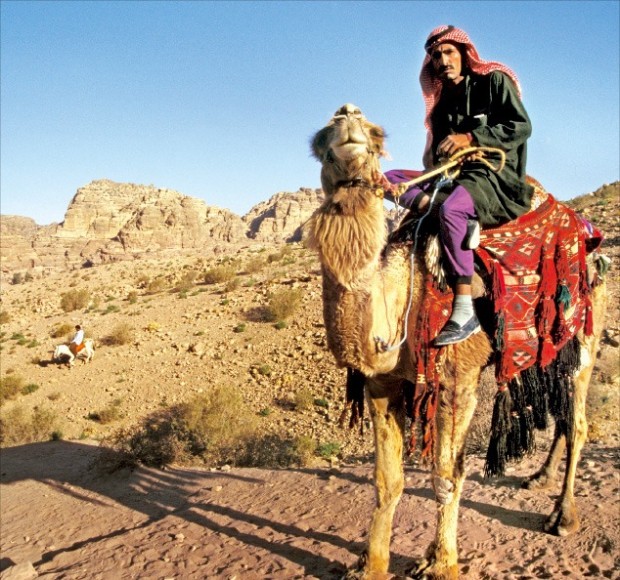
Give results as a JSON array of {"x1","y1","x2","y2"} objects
[{"x1": 384, "y1": 25, "x2": 533, "y2": 346}]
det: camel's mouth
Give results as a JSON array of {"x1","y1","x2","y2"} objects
[{"x1": 330, "y1": 140, "x2": 369, "y2": 161}]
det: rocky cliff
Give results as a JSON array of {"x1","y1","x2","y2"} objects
[{"x1": 0, "y1": 180, "x2": 325, "y2": 274}]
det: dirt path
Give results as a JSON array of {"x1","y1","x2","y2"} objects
[{"x1": 1, "y1": 440, "x2": 618, "y2": 579}]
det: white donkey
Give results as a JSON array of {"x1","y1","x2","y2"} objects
[{"x1": 54, "y1": 339, "x2": 95, "y2": 367}]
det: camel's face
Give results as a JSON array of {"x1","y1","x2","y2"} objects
[{"x1": 311, "y1": 103, "x2": 386, "y2": 195}]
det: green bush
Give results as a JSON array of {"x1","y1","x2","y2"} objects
[
  {"x1": 60, "y1": 288, "x2": 90, "y2": 312},
  {"x1": 317, "y1": 441, "x2": 341, "y2": 459},
  {"x1": 21, "y1": 383, "x2": 39, "y2": 395}
]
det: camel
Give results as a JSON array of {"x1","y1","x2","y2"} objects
[{"x1": 305, "y1": 103, "x2": 607, "y2": 579}]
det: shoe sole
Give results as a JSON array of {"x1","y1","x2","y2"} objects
[{"x1": 434, "y1": 324, "x2": 481, "y2": 347}]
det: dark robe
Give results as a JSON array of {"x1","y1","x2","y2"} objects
[{"x1": 430, "y1": 70, "x2": 534, "y2": 226}]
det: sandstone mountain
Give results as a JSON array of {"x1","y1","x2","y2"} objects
[{"x1": 0, "y1": 180, "x2": 324, "y2": 275}]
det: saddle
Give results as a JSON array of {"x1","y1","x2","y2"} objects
[
  {"x1": 390, "y1": 177, "x2": 605, "y2": 383},
  {"x1": 390, "y1": 178, "x2": 607, "y2": 471}
]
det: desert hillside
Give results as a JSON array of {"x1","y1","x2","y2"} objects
[{"x1": 0, "y1": 180, "x2": 618, "y2": 579}]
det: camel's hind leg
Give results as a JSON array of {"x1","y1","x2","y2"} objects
[
  {"x1": 357, "y1": 377, "x2": 405, "y2": 578},
  {"x1": 541, "y1": 283, "x2": 606, "y2": 536},
  {"x1": 414, "y1": 333, "x2": 491, "y2": 580},
  {"x1": 522, "y1": 422, "x2": 566, "y2": 491}
]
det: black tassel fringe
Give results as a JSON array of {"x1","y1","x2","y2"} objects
[{"x1": 484, "y1": 336, "x2": 580, "y2": 477}]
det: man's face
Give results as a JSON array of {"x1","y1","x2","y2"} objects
[{"x1": 430, "y1": 42, "x2": 464, "y2": 85}]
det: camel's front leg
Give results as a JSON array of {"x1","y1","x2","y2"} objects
[
  {"x1": 415, "y1": 337, "x2": 489, "y2": 580},
  {"x1": 356, "y1": 378, "x2": 405, "y2": 578}
]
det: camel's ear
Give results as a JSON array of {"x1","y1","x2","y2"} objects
[
  {"x1": 368, "y1": 125, "x2": 386, "y2": 156},
  {"x1": 310, "y1": 127, "x2": 332, "y2": 161}
]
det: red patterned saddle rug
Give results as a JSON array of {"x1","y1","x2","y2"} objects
[{"x1": 406, "y1": 186, "x2": 604, "y2": 472}]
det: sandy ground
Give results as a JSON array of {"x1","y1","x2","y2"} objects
[
  {"x1": 1, "y1": 189, "x2": 619, "y2": 579},
  {"x1": 1, "y1": 438, "x2": 618, "y2": 579}
]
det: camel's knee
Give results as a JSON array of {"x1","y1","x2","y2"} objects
[
  {"x1": 375, "y1": 470, "x2": 404, "y2": 508},
  {"x1": 433, "y1": 475, "x2": 455, "y2": 505}
]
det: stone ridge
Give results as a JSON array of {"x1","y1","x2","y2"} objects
[{"x1": 0, "y1": 179, "x2": 325, "y2": 273}]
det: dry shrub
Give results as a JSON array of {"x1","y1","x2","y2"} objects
[
  {"x1": 0, "y1": 310, "x2": 10, "y2": 325},
  {"x1": 0, "y1": 406, "x2": 59, "y2": 447},
  {"x1": 145, "y1": 321, "x2": 161, "y2": 332},
  {"x1": 60, "y1": 288, "x2": 90, "y2": 312},
  {"x1": 51, "y1": 323, "x2": 74, "y2": 339},
  {"x1": 294, "y1": 387, "x2": 314, "y2": 411},
  {"x1": 174, "y1": 271, "x2": 198, "y2": 293},
  {"x1": 264, "y1": 288, "x2": 302, "y2": 322},
  {"x1": 267, "y1": 246, "x2": 293, "y2": 263},
  {"x1": 99, "y1": 386, "x2": 258, "y2": 470},
  {"x1": 0, "y1": 374, "x2": 25, "y2": 406},
  {"x1": 105, "y1": 322, "x2": 132, "y2": 346},
  {"x1": 146, "y1": 277, "x2": 168, "y2": 294},
  {"x1": 204, "y1": 264, "x2": 237, "y2": 285},
  {"x1": 88, "y1": 399, "x2": 123, "y2": 424},
  {"x1": 244, "y1": 257, "x2": 265, "y2": 274},
  {"x1": 239, "y1": 434, "x2": 317, "y2": 468}
]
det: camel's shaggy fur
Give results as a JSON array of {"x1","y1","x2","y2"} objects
[{"x1": 306, "y1": 103, "x2": 607, "y2": 579}]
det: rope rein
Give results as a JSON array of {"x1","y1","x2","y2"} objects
[
  {"x1": 373, "y1": 146, "x2": 506, "y2": 354},
  {"x1": 394, "y1": 146, "x2": 506, "y2": 197}
]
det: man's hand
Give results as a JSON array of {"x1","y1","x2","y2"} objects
[{"x1": 437, "y1": 133, "x2": 473, "y2": 158}]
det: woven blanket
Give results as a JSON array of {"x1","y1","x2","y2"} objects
[
  {"x1": 405, "y1": 193, "x2": 600, "y2": 457},
  {"x1": 477, "y1": 194, "x2": 594, "y2": 382},
  {"x1": 411, "y1": 194, "x2": 595, "y2": 382}
]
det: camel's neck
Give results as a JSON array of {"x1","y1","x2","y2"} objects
[{"x1": 307, "y1": 184, "x2": 387, "y2": 289}]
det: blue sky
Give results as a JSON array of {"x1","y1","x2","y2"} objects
[{"x1": 1, "y1": 0, "x2": 618, "y2": 225}]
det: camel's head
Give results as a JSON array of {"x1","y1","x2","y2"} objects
[{"x1": 311, "y1": 103, "x2": 386, "y2": 196}]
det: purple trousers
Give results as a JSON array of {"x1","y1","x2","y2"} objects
[{"x1": 385, "y1": 169, "x2": 477, "y2": 284}]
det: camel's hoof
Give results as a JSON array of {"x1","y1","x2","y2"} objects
[
  {"x1": 433, "y1": 476, "x2": 454, "y2": 505},
  {"x1": 407, "y1": 558, "x2": 458, "y2": 580},
  {"x1": 522, "y1": 471, "x2": 556, "y2": 491},
  {"x1": 544, "y1": 507, "x2": 580, "y2": 536},
  {"x1": 343, "y1": 551, "x2": 392, "y2": 580}
]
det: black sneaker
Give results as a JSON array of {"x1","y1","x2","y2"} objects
[{"x1": 434, "y1": 316, "x2": 481, "y2": 346}]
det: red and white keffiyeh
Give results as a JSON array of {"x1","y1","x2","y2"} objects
[{"x1": 420, "y1": 25, "x2": 522, "y2": 162}]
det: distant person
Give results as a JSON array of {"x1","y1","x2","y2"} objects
[
  {"x1": 383, "y1": 24, "x2": 533, "y2": 346},
  {"x1": 69, "y1": 324, "x2": 85, "y2": 355}
]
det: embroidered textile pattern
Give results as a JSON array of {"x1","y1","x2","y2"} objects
[{"x1": 407, "y1": 194, "x2": 598, "y2": 461}]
